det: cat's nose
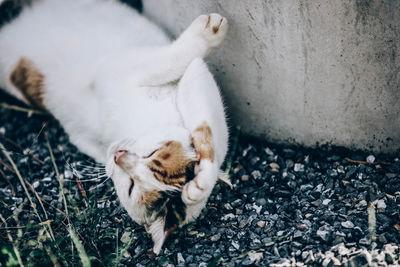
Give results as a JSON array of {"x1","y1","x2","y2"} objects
[{"x1": 114, "y1": 150, "x2": 128, "y2": 165}]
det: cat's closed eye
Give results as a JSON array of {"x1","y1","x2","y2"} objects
[
  {"x1": 143, "y1": 149, "x2": 159, "y2": 159},
  {"x1": 128, "y1": 177, "x2": 134, "y2": 196}
]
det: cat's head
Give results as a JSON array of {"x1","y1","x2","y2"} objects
[{"x1": 105, "y1": 131, "x2": 198, "y2": 254}]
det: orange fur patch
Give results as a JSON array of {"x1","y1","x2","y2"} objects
[
  {"x1": 192, "y1": 121, "x2": 215, "y2": 162},
  {"x1": 9, "y1": 57, "x2": 46, "y2": 110},
  {"x1": 147, "y1": 141, "x2": 193, "y2": 186},
  {"x1": 140, "y1": 190, "x2": 161, "y2": 206}
]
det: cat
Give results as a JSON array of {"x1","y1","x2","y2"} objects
[{"x1": 0, "y1": 0, "x2": 229, "y2": 254}]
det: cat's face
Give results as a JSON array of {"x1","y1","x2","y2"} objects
[{"x1": 105, "y1": 135, "x2": 198, "y2": 254}]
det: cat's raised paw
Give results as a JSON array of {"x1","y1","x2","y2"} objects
[
  {"x1": 181, "y1": 160, "x2": 216, "y2": 205},
  {"x1": 182, "y1": 177, "x2": 209, "y2": 205},
  {"x1": 190, "y1": 13, "x2": 228, "y2": 47}
]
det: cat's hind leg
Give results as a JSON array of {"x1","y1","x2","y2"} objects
[
  {"x1": 177, "y1": 58, "x2": 228, "y2": 165},
  {"x1": 96, "y1": 14, "x2": 228, "y2": 87},
  {"x1": 177, "y1": 58, "x2": 229, "y2": 209}
]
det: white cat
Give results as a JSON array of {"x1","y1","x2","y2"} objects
[{"x1": 0, "y1": 0, "x2": 229, "y2": 254}]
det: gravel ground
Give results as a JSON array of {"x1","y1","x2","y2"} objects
[{"x1": 0, "y1": 91, "x2": 399, "y2": 267}]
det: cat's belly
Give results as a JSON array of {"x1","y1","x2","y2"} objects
[{"x1": 101, "y1": 84, "x2": 184, "y2": 144}]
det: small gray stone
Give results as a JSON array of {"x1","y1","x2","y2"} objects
[
  {"x1": 256, "y1": 198, "x2": 267, "y2": 206},
  {"x1": 378, "y1": 234, "x2": 387, "y2": 243},
  {"x1": 12, "y1": 197, "x2": 23, "y2": 205},
  {"x1": 120, "y1": 231, "x2": 131, "y2": 244},
  {"x1": 356, "y1": 200, "x2": 367, "y2": 208},
  {"x1": 269, "y1": 162, "x2": 280, "y2": 172},
  {"x1": 251, "y1": 170, "x2": 262, "y2": 180},
  {"x1": 241, "y1": 257, "x2": 253, "y2": 266},
  {"x1": 386, "y1": 173, "x2": 396, "y2": 178},
  {"x1": 286, "y1": 159, "x2": 294, "y2": 169},
  {"x1": 235, "y1": 209, "x2": 243, "y2": 215},
  {"x1": 241, "y1": 175, "x2": 249, "y2": 182},
  {"x1": 248, "y1": 252, "x2": 263, "y2": 263},
  {"x1": 359, "y1": 237, "x2": 369, "y2": 246},
  {"x1": 294, "y1": 163, "x2": 304, "y2": 172},
  {"x1": 314, "y1": 183, "x2": 324, "y2": 193},
  {"x1": 348, "y1": 253, "x2": 368, "y2": 266},
  {"x1": 210, "y1": 233, "x2": 221, "y2": 242},
  {"x1": 341, "y1": 221, "x2": 355, "y2": 229},
  {"x1": 257, "y1": 221, "x2": 266, "y2": 228},
  {"x1": 231, "y1": 240, "x2": 240, "y2": 250},
  {"x1": 177, "y1": 253, "x2": 185, "y2": 265},
  {"x1": 239, "y1": 218, "x2": 250, "y2": 228},
  {"x1": 311, "y1": 199, "x2": 322, "y2": 207},
  {"x1": 42, "y1": 177, "x2": 52, "y2": 182},
  {"x1": 265, "y1": 147, "x2": 274, "y2": 156},
  {"x1": 317, "y1": 229, "x2": 329, "y2": 241},
  {"x1": 224, "y1": 203, "x2": 233, "y2": 210},
  {"x1": 32, "y1": 181, "x2": 40, "y2": 189},
  {"x1": 293, "y1": 230, "x2": 303, "y2": 239},
  {"x1": 300, "y1": 184, "x2": 313, "y2": 192},
  {"x1": 64, "y1": 169, "x2": 73, "y2": 179},
  {"x1": 222, "y1": 213, "x2": 235, "y2": 220},
  {"x1": 301, "y1": 251, "x2": 309, "y2": 260},
  {"x1": 377, "y1": 199, "x2": 386, "y2": 210},
  {"x1": 366, "y1": 155, "x2": 375, "y2": 163},
  {"x1": 322, "y1": 199, "x2": 331, "y2": 205}
]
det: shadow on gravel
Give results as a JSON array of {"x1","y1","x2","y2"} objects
[{"x1": 0, "y1": 90, "x2": 399, "y2": 266}]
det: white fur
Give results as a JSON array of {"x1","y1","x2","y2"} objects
[{"x1": 0, "y1": 0, "x2": 229, "y2": 253}]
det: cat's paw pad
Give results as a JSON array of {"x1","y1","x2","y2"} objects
[{"x1": 191, "y1": 13, "x2": 228, "y2": 47}]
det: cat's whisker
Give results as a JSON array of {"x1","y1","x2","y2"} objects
[
  {"x1": 87, "y1": 176, "x2": 111, "y2": 191},
  {"x1": 64, "y1": 160, "x2": 108, "y2": 183},
  {"x1": 74, "y1": 163, "x2": 105, "y2": 170},
  {"x1": 66, "y1": 164, "x2": 84, "y2": 179},
  {"x1": 82, "y1": 159, "x2": 105, "y2": 166},
  {"x1": 75, "y1": 161, "x2": 105, "y2": 167},
  {"x1": 65, "y1": 170, "x2": 109, "y2": 182},
  {"x1": 91, "y1": 174, "x2": 108, "y2": 179},
  {"x1": 78, "y1": 168, "x2": 106, "y2": 175},
  {"x1": 62, "y1": 152, "x2": 89, "y2": 177},
  {"x1": 67, "y1": 160, "x2": 105, "y2": 174},
  {"x1": 82, "y1": 169, "x2": 107, "y2": 176},
  {"x1": 66, "y1": 176, "x2": 107, "y2": 182},
  {"x1": 76, "y1": 169, "x2": 108, "y2": 179},
  {"x1": 86, "y1": 172, "x2": 107, "y2": 176}
]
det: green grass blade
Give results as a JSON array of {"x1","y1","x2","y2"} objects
[{"x1": 68, "y1": 226, "x2": 91, "y2": 267}]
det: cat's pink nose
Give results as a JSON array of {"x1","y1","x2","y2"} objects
[{"x1": 114, "y1": 150, "x2": 128, "y2": 164}]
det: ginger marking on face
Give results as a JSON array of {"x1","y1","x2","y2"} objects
[
  {"x1": 9, "y1": 57, "x2": 46, "y2": 111},
  {"x1": 192, "y1": 121, "x2": 215, "y2": 162},
  {"x1": 141, "y1": 190, "x2": 161, "y2": 207},
  {"x1": 147, "y1": 141, "x2": 195, "y2": 186},
  {"x1": 152, "y1": 159, "x2": 162, "y2": 167}
]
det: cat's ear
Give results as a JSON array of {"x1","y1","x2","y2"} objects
[
  {"x1": 145, "y1": 191, "x2": 185, "y2": 254},
  {"x1": 146, "y1": 218, "x2": 177, "y2": 255}
]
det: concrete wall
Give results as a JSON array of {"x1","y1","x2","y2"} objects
[{"x1": 143, "y1": 0, "x2": 400, "y2": 153}]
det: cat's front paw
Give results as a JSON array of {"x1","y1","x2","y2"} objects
[
  {"x1": 190, "y1": 13, "x2": 228, "y2": 47},
  {"x1": 182, "y1": 160, "x2": 216, "y2": 205}
]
